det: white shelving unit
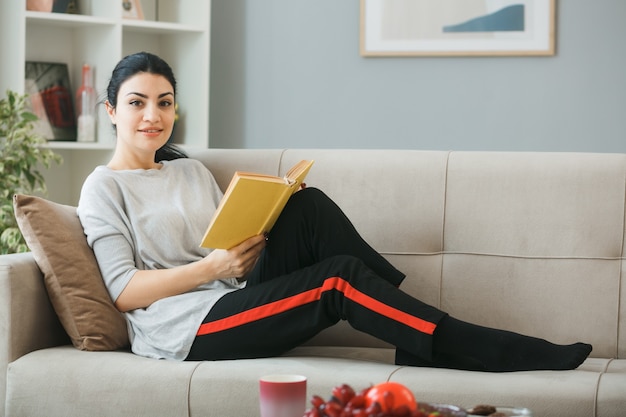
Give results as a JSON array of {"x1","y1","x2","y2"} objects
[{"x1": 0, "y1": 0, "x2": 211, "y2": 204}]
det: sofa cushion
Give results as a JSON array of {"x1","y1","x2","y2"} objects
[{"x1": 13, "y1": 194, "x2": 128, "y2": 350}]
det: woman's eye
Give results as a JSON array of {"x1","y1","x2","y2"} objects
[
  {"x1": 129, "y1": 100, "x2": 143, "y2": 106},
  {"x1": 160, "y1": 100, "x2": 173, "y2": 107}
]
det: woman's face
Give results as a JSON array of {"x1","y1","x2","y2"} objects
[{"x1": 106, "y1": 72, "x2": 176, "y2": 158}]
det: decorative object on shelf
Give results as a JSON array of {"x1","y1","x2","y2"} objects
[
  {"x1": 26, "y1": 0, "x2": 53, "y2": 12},
  {"x1": 26, "y1": 0, "x2": 78, "y2": 13},
  {"x1": 122, "y1": 0, "x2": 144, "y2": 20},
  {"x1": 24, "y1": 61, "x2": 77, "y2": 141},
  {"x1": 52, "y1": 0, "x2": 78, "y2": 13},
  {"x1": 360, "y1": 0, "x2": 556, "y2": 57},
  {"x1": 0, "y1": 90, "x2": 62, "y2": 254},
  {"x1": 75, "y1": 63, "x2": 96, "y2": 143}
]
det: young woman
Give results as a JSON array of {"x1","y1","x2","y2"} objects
[{"x1": 78, "y1": 51, "x2": 592, "y2": 371}]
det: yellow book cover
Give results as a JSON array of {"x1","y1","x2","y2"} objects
[{"x1": 200, "y1": 160, "x2": 314, "y2": 249}]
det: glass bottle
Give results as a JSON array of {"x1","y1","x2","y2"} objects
[{"x1": 76, "y1": 63, "x2": 96, "y2": 142}]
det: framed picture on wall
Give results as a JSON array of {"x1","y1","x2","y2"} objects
[
  {"x1": 360, "y1": 0, "x2": 556, "y2": 57},
  {"x1": 122, "y1": 0, "x2": 144, "y2": 20},
  {"x1": 24, "y1": 61, "x2": 77, "y2": 141}
]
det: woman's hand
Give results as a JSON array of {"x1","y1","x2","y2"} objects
[
  {"x1": 202, "y1": 234, "x2": 267, "y2": 281},
  {"x1": 114, "y1": 234, "x2": 266, "y2": 312}
]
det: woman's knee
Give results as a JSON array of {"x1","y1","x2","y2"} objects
[
  {"x1": 316, "y1": 255, "x2": 369, "y2": 278},
  {"x1": 290, "y1": 187, "x2": 327, "y2": 205},
  {"x1": 290, "y1": 187, "x2": 346, "y2": 220}
]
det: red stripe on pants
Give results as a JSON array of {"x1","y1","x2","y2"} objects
[{"x1": 197, "y1": 276, "x2": 436, "y2": 336}]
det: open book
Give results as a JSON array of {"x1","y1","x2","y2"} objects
[{"x1": 200, "y1": 160, "x2": 314, "y2": 249}]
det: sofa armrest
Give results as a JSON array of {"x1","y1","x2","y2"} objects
[
  {"x1": 0, "y1": 253, "x2": 69, "y2": 361},
  {"x1": 0, "y1": 253, "x2": 67, "y2": 417}
]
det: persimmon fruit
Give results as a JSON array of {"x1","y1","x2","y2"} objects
[{"x1": 364, "y1": 381, "x2": 417, "y2": 413}]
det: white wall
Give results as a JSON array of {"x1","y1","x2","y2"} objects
[{"x1": 209, "y1": 0, "x2": 626, "y2": 152}]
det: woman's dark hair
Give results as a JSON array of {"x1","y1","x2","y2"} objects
[{"x1": 106, "y1": 51, "x2": 187, "y2": 162}]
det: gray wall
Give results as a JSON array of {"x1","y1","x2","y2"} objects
[{"x1": 210, "y1": 0, "x2": 626, "y2": 152}]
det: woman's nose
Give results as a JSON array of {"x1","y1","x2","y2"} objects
[{"x1": 143, "y1": 103, "x2": 160, "y2": 122}]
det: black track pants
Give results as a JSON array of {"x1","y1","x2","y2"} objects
[{"x1": 186, "y1": 188, "x2": 446, "y2": 361}]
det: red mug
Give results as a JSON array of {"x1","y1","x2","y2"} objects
[{"x1": 259, "y1": 374, "x2": 307, "y2": 417}]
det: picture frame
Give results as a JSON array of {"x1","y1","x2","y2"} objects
[
  {"x1": 122, "y1": 0, "x2": 144, "y2": 20},
  {"x1": 360, "y1": 0, "x2": 556, "y2": 57},
  {"x1": 26, "y1": 0, "x2": 78, "y2": 13},
  {"x1": 24, "y1": 61, "x2": 77, "y2": 141}
]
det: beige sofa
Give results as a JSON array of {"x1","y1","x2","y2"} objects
[{"x1": 1, "y1": 149, "x2": 625, "y2": 417}]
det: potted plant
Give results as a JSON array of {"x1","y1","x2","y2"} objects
[{"x1": 0, "y1": 90, "x2": 62, "y2": 254}]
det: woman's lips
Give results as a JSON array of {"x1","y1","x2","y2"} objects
[{"x1": 138, "y1": 128, "x2": 163, "y2": 136}]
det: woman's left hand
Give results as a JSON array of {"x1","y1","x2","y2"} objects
[
  {"x1": 201, "y1": 234, "x2": 266, "y2": 282},
  {"x1": 113, "y1": 235, "x2": 266, "y2": 312}
]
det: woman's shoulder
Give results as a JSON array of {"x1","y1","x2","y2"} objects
[
  {"x1": 164, "y1": 157, "x2": 205, "y2": 169},
  {"x1": 79, "y1": 166, "x2": 126, "y2": 206},
  {"x1": 163, "y1": 158, "x2": 213, "y2": 177},
  {"x1": 82, "y1": 165, "x2": 117, "y2": 189}
]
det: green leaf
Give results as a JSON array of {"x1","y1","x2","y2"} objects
[
  {"x1": 0, "y1": 89, "x2": 62, "y2": 253},
  {"x1": 20, "y1": 111, "x2": 38, "y2": 122}
]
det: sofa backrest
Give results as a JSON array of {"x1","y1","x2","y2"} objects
[{"x1": 191, "y1": 149, "x2": 626, "y2": 359}]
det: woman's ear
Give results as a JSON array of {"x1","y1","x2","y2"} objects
[{"x1": 105, "y1": 100, "x2": 116, "y2": 124}]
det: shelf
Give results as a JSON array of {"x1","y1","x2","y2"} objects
[
  {"x1": 25, "y1": 11, "x2": 115, "y2": 27},
  {"x1": 25, "y1": 11, "x2": 204, "y2": 33},
  {"x1": 122, "y1": 19, "x2": 206, "y2": 34},
  {"x1": 45, "y1": 141, "x2": 114, "y2": 150}
]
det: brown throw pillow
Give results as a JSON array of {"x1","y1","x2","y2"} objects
[{"x1": 13, "y1": 194, "x2": 129, "y2": 350}]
